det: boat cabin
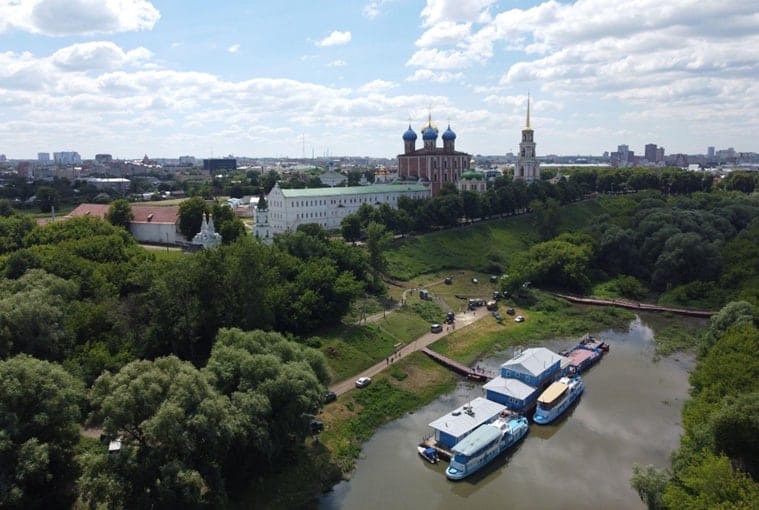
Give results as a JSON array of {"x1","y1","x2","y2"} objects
[
  {"x1": 500, "y1": 347, "x2": 565, "y2": 387},
  {"x1": 482, "y1": 376, "x2": 539, "y2": 411},
  {"x1": 537, "y1": 381, "x2": 569, "y2": 410},
  {"x1": 428, "y1": 397, "x2": 506, "y2": 448}
]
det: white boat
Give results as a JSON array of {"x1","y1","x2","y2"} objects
[
  {"x1": 533, "y1": 376, "x2": 584, "y2": 425},
  {"x1": 445, "y1": 414, "x2": 529, "y2": 480},
  {"x1": 417, "y1": 446, "x2": 439, "y2": 464}
]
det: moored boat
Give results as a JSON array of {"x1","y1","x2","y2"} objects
[
  {"x1": 417, "y1": 446, "x2": 439, "y2": 464},
  {"x1": 533, "y1": 376, "x2": 584, "y2": 425},
  {"x1": 445, "y1": 413, "x2": 529, "y2": 480}
]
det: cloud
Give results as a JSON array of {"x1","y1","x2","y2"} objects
[
  {"x1": 415, "y1": 21, "x2": 472, "y2": 47},
  {"x1": 315, "y1": 30, "x2": 352, "y2": 47},
  {"x1": 420, "y1": 0, "x2": 495, "y2": 27},
  {"x1": 0, "y1": 0, "x2": 160, "y2": 36},
  {"x1": 406, "y1": 69, "x2": 464, "y2": 83},
  {"x1": 52, "y1": 41, "x2": 152, "y2": 71},
  {"x1": 328, "y1": 59, "x2": 347, "y2": 67},
  {"x1": 227, "y1": 44, "x2": 240, "y2": 54},
  {"x1": 358, "y1": 79, "x2": 397, "y2": 94}
]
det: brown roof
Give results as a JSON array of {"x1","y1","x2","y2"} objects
[
  {"x1": 130, "y1": 206, "x2": 179, "y2": 224},
  {"x1": 67, "y1": 203, "x2": 179, "y2": 225},
  {"x1": 68, "y1": 203, "x2": 110, "y2": 219}
]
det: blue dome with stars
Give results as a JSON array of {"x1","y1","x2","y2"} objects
[{"x1": 402, "y1": 125, "x2": 417, "y2": 141}]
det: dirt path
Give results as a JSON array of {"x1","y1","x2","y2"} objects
[{"x1": 329, "y1": 306, "x2": 489, "y2": 396}]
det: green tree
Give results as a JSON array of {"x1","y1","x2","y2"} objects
[
  {"x1": 35, "y1": 186, "x2": 59, "y2": 214},
  {"x1": 663, "y1": 453, "x2": 758, "y2": 509},
  {"x1": 0, "y1": 355, "x2": 85, "y2": 510},
  {"x1": 203, "y1": 328, "x2": 329, "y2": 477},
  {"x1": 0, "y1": 214, "x2": 36, "y2": 255},
  {"x1": 631, "y1": 464, "x2": 668, "y2": 510},
  {"x1": 712, "y1": 392, "x2": 759, "y2": 478},
  {"x1": 106, "y1": 199, "x2": 133, "y2": 229},
  {"x1": 0, "y1": 269, "x2": 79, "y2": 360},
  {"x1": 83, "y1": 356, "x2": 242, "y2": 508},
  {"x1": 178, "y1": 196, "x2": 209, "y2": 239},
  {"x1": 212, "y1": 203, "x2": 246, "y2": 244},
  {"x1": 365, "y1": 221, "x2": 390, "y2": 284},
  {"x1": 341, "y1": 214, "x2": 362, "y2": 243}
]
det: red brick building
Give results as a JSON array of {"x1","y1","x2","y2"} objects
[{"x1": 397, "y1": 115, "x2": 471, "y2": 196}]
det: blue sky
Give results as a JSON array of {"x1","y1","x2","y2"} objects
[{"x1": 1, "y1": 0, "x2": 758, "y2": 160}]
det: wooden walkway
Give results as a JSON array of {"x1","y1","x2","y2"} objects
[
  {"x1": 553, "y1": 293, "x2": 716, "y2": 318},
  {"x1": 421, "y1": 347, "x2": 494, "y2": 382}
]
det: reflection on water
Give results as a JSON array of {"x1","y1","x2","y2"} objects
[{"x1": 320, "y1": 318, "x2": 693, "y2": 510}]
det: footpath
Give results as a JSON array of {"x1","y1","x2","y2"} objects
[{"x1": 329, "y1": 305, "x2": 489, "y2": 396}]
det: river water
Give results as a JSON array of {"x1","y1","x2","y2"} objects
[{"x1": 320, "y1": 317, "x2": 693, "y2": 510}]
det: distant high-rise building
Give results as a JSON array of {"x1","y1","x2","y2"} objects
[
  {"x1": 203, "y1": 158, "x2": 236, "y2": 173},
  {"x1": 38, "y1": 152, "x2": 50, "y2": 162},
  {"x1": 53, "y1": 151, "x2": 81, "y2": 165},
  {"x1": 645, "y1": 144, "x2": 657, "y2": 163},
  {"x1": 95, "y1": 154, "x2": 113, "y2": 163},
  {"x1": 515, "y1": 94, "x2": 540, "y2": 182},
  {"x1": 707, "y1": 146, "x2": 715, "y2": 157},
  {"x1": 178, "y1": 156, "x2": 196, "y2": 166},
  {"x1": 611, "y1": 144, "x2": 634, "y2": 167},
  {"x1": 656, "y1": 147, "x2": 664, "y2": 163}
]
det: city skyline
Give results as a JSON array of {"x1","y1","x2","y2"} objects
[{"x1": 1, "y1": 0, "x2": 758, "y2": 160}]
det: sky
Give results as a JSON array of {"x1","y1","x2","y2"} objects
[{"x1": 1, "y1": 0, "x2": 758, "y2": 160}]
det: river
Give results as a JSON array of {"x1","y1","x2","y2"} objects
[{"x1": 320, "y1": 317, "x2": 693, "y2": 510}]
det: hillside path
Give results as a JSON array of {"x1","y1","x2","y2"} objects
[{"x1": 330, "y1": 305, "x2": 489, "y2": 396}]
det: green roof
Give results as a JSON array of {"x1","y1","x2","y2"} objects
[
  {"x1": 460, "y1": 170, "x2": 485, "y2": 180},
  {"x1": 278, "y1": 184, "x2": 428, "y2": 198}
]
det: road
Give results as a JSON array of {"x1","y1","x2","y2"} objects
[{"x1": 329, "y1": 305, "x2": 490, "y2": 396}]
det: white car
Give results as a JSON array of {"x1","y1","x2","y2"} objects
[
  {"x1": 355, "y1": 376, "x2": 372, "y2": 388},
  {"x1": 515, "y1": 315, "x2": 525, "y2": 323}
]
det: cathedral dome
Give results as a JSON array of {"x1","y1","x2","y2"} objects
[
  {"x1": 422, "y1": 126, "x2": 438, "y2": 141},
  {"x1": 442, "y1": 125, "x2": 456, "y2": 141},
  {"x1": 402, "y1": 125, "x2": 417, "y2": 141}
]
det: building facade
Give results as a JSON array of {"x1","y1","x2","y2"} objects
[
  {"x1": 514, "y1": 96, "x2": 540, "y2": 182},
  {"x1": 397, "y1": 115, "x2": 471, "y2": 196},
  {"x1": 255, "y1": 182, "x2": 430, "y2": 240}
]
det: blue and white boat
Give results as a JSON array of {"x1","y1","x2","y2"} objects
[
  {"x1": 445, "y1": 413, "x2": 529, "y2": 480},
  {"x1": 533, "y1": 376, "x2": 584, "y2": 425},
  {"x1": 417, "y1": 446, "x2": 439, "y2": 464}
]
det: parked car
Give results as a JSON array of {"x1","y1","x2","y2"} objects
[
  {"x1": 430, "y1": 323, "x2": 443, "y2": 333},
  {"x1": 444, "y1": 276, "x2": 452, "y2": 285},
  {"x1": 355, "y1": 376, "x2": 372, "y2": 388},
  {"x1": 515, "y1": 315, "x2": 525, "y2": 323},
  {"x1": 445, "y1": 311, "x2": 455, "y2": 324},
  {"x1": 310, "y1": 419, "x2": 324, "y2": 434},
  {"x1": 323, "y1": 391, "x2": 337, "y2": 403},
  {"x1": 506, "y1": 307, "x2": 515, "y2": 315},
  {"x1": 492, "y1": 311, "x2": 503, "y2": 321},
  {"x1": 472, "y1": 277, "x2": 479, "y2": 284}
]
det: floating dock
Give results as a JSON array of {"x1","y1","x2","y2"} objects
[{"x1": 421, "y1": 347, "x2": 494, "y2": 382}]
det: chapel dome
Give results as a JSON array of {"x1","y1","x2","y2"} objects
[{"x1": 442, "y1": 125, "x2": 456, "y2": 141}]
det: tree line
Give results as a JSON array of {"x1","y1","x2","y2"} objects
[
  {"x1": 631, "y1": 301, "x2": 759, "y2": 508},
  {"x1": 0, "y1": 207, "x2": 373, "y2": 507}
]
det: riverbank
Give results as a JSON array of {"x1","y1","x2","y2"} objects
[{"x1": 246, "y1": 275, "x2": 710, "y2": 509}]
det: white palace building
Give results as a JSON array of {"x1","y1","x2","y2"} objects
[{"x1": 254, "y1": 182, "x2": 429, "y2": 241}]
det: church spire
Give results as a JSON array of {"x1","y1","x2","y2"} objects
[{"x1": 526, "y1": 92, "x2": 531, "y2": 129}]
